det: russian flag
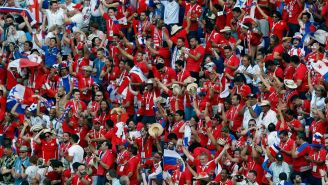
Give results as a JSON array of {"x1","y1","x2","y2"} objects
[
  {"x1": 163, "y1": 149, "x2": 185, "y2": 172},
  {"x1": 6, "y1": 84, "x2": 34, "y2": 114},
  {"x1": 311, "y1": 60, "x2": 328, "y2": 82},
  {"x1": 0, "y1": 7, "x2": 35, "y2": 23}
]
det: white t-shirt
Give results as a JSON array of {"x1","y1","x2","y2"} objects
[
  {"x1": 25, "y1": 165, "x2": 39, "y2": 184},
  {"x1": 45, "y1": 8, "x2": 65, "y2": 28},
  {"x1": 70, "y1": 13, "x2": 84, "y2": 29},
  {"x1": 68, "y1": 144, "x2": 84, "y2": 171},
  {"x1": 161, "y1": 0, "x2": 179, "y2": 25},
  {"x1": 258, "y1": 109, "x2": 278, "y2": 129},
  {"x1": 236, "y1": 65, "x2": 254, "y2": 84}
]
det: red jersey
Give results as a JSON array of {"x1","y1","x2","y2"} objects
[
  {"x1": 224, "y1": 55, "x2": 240, "y2": 78},
  {"x1": 309, "y1": 148, "x2": 327, "y2": 178},
  {"x1": 226, "y1": 104, "x2": 243, "y2": 132},
  {"x1": 293, "y1": 142, "x2": 311, "y2": 172},
  {"x1": 181, "y1": 2, "x2": 202, "y2": 31},
  {"x1": 127, "y1": 155, "x2": 141, "y2": 185},
  {"x1": 279, "y1": 138, "x2": 295, "y2": 165},
  {"x1": 102, "y1": 13, "x2": 120, "y2": 41},
  {"x1": 268, "y1": 18, "x2": 288, "y2": 40},
  {"x1": 41, "y1": 138, "x2": 58, "y2": 163},
  {"x1": 171, "y1": 121, "x2": 185, "y2": 139},
  {"x1": 72, "y1": 174, "x2": 92, "y2": 185},
  {"x1": 286, "y1": 0, "x2": 303, "y2": 24},
  {"x1": 293, "y1": 63, "x2": 308, "y2": 93},
  {"x1": 96, "y1": 149, "x2": 116, "y2": 176},
  {"x1": 186, "y1": 45, "x2": 205, "y2": 72}
]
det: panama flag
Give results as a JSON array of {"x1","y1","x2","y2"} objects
[
  {"x1": 268, "y1": 143, "x2": 281, "y2": 158},
  {"x1": 311, "y1": 60, "x2": 328, "y2": 82},
  {"x1": 163, "y1": 149, "x2": 185, "y2": 171},
  {"x1": 6, "y1": 84, "x2": 34, "y2": 114}
]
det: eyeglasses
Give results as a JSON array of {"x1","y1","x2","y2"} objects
[
  {"x1": 96, "y1": 94, "x2": 103, "y2": 96},
  {"x1": 45, "y1": 135, "x2": 50, "y2": 137},
  {"x1": 273, "y1": 16, "x2": 278, "y2": 18}
]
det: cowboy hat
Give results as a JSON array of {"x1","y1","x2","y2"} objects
[
  {"x1": 183, "y1": 76, "x2": 196, "y2": 85},
  {"x1": 220, "y1": 26, "x2": 232, "y2": 33},
  {"x1": 111, "y1": 107, "x2": 123, "y2": 115},
  {"x1": 30, "y1": 124, "x2": 43, "y2": 132},
  {"x1": 284, "y1": 79, "x2": 297, "y2": 89},
  {"x1": 172, "y1": 84, "x2": 182, "y2": 96},
  {"x1": 19, "y1": 146, "x2": 29, "y2": 152},
  {"x1": 171, "y1": 25, "x2": 182, "y2": 35},
  {"x1": 187, "y1": 83, "x2": 198, "y2": 95},
  {"x1": 260, "y1": 100, "x2": 271, "y2": 106},
  {"x1": 148, "y1": 123, "x2": 164, "y2": 138},
  {"x1": 155, "y1": 96, "x2": 166, "y2": 104},
  {"x1": 82, "y1": 66, "x2": 93, "y2": 72},
  {"x1": 282, "y1": 37, "x2": 292, "y2": 42}
]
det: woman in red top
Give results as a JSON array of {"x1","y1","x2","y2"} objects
[
  {"x1": 34, "y1": 129, "x2": 59, "y2": 163},
  {"x1": 96, "y1": 100, "x2": 111, "y2": 128},
  {"x1": 256, "y1": 6, "x2": 288, "y2": 41}
]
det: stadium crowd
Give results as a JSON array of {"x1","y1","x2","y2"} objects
[{"x1": 0, "y1": 0, "x2": 328, "y2": 184}]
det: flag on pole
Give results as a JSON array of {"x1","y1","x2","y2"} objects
[{"x1": 311, "y1": 60, "x2": 328, "y2": 82}]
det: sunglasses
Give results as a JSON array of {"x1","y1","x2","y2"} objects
[{"x1": 95, "y1": 94, "x2": 102, "y2": 96}]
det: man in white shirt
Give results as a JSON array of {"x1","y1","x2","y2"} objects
[
  {"x1": 242, "y1": 93, "x2": 261, "y2": 129},
  {"x1": 45, "y1": 1, "x2": 66, "y2": 29},
  {"x1": 65, "y1": 134, "x2": 84, "y2": 172},
  {"x1": 258, "y1": 100, "x2": 278, "y2": 129},
  {"x1": 161, "y1": 0, "x2": 179, "y2": 25},
  {"x1": 65, "y1": 4, "x2": 84, "y2": 30}
]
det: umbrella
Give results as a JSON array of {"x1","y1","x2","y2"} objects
[{"x1": 8, "y1": 58, "x2": 40, "y2": 75}]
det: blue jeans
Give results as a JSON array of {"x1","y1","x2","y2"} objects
[
  {"x1": 97, "y1": 176, "x2": 105, "y2": 185},
  {"x1": 184, "y1": 106, "x2": 195, "y2": 121}
]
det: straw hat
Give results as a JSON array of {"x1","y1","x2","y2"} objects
[
  {"x1": 172, "y1": 84, "x2": 182, "y2": 95},
  {"x1": 282, "y1": 37, "x2": 292, "y2": 42},
  {"x1": 187, "y1": 83, "x2": 198, "y2": 95},
  {"x1": 260, "y1": 100, "x2": 271, "y2": 107},
  {"x1": 30, "y1": 124, "x2": 43, "y2": 132},
  {"x1": 155, "y1": 96, "x2": 166, "y2": 104},
  {"x1": 148, "y1": 123, "x2": 164, "y2": 138},
  {"x1": 171, "y1": 25, "x2": 182, "y2": 35},
  {"x1": 82, "y1": 66, "x2": 93, "y2": 72},
  {"x1": 220, "y1": 26, "x2": 232, "y2": 33},
  {"x1": 111, "y1": 107, "x2": 123, "y2": 115},
  {"x1": 284, "y1": 79, "x2": 297, "y2": 89},
  {"x1": 183, "y1": 76, "x2": 196, "y2": 85}
]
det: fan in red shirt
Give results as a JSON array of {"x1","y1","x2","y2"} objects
[
  {"x1": 85, "y1": 119, "x2": 107, "y2": 148},
  {"x1": 290, "y1": 55, "x2": 309, "y2": 96},
  {"x1": 292, "y1": 132, "x2": 311, "y2": 177},
  {"x1": 180, "y1": 0, "x2": 202, "y2": 33},
  {"x1": 153, "y1": 59, "x2": 176, "y2": 87},
  {"x1": 223, "y1": 45, "x2": 240, "y2": 81},
  {"x1": 226, "y1": 94, "x2": 244, "y2": 134},
  {"x1": 273, "y1": 37, "x2": 291, "y2": 60},
  {"x1": 76, "y1": 66, "x2": 95, "y2": 102},
  {"x1": 71, "y1": 163, "x2": 92, "y2": 185},
  {"x1": 99, "y1": 6, "x2": 121, "y2": 42},
  {"x1": 256, "y1": 6, "x2": 288, "y2": 41},
  {"x1": 185, "y1": 37, "x2": 205, "y2": 81},
  {"x1": 34, "y1": 128, "x2": 59, "y2": 163},
  {"x1": 278, "y1": 130, "x2": 295, "y2": 165},
  {"x1": 94, "y1": 141, "x2": 116, "y2": 180},
  {"x1": 126, "y1": 146, "x2": 141, "y2": 185},
  {"x1": 308, "y1": 133, "x2": 327, "y2": 182},
  {"x1": 65, "y1": 90, "x2": 87, "y2": 121}
]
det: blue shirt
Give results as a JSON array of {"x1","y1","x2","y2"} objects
[
  {"x1": 13, "y1": 157, "x2": 30, "y2": 185},
  {"x1": 42, "y1": 45, "x2": 59, "y2": 67},
  {"x1": 93, "y1": 59, "x2": 105, "y2": 84}
]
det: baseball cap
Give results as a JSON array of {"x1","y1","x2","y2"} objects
[{"x1": 276, "y1": 153, "x2": 283, "y2": 161}]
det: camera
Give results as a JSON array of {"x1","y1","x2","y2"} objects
[{"x1": 236, "y1": 175, "x2": 244, "y2": 182}]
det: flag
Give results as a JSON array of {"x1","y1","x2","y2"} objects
[
  {"x1": 6, "y1": 84, "x2": 34, "y2": 114},
  {"x1": 311, "y1": 60, "x2": 328, "y2": 82},
  {"x1": 183, "y1": 123, "x2": 191, "y2": 147},
  {"x1": 130, "y1": 66, "x2": 147, "y2": 82},
  {"x1": 268, "y1": 143, "x2": 280, "y2": 157},
  {"x1": 163, "y1": 149, "x2": 185, "y2": 172},
  {"x1": 0, "y1": 7, "x2": 35, "y2": 23}
]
